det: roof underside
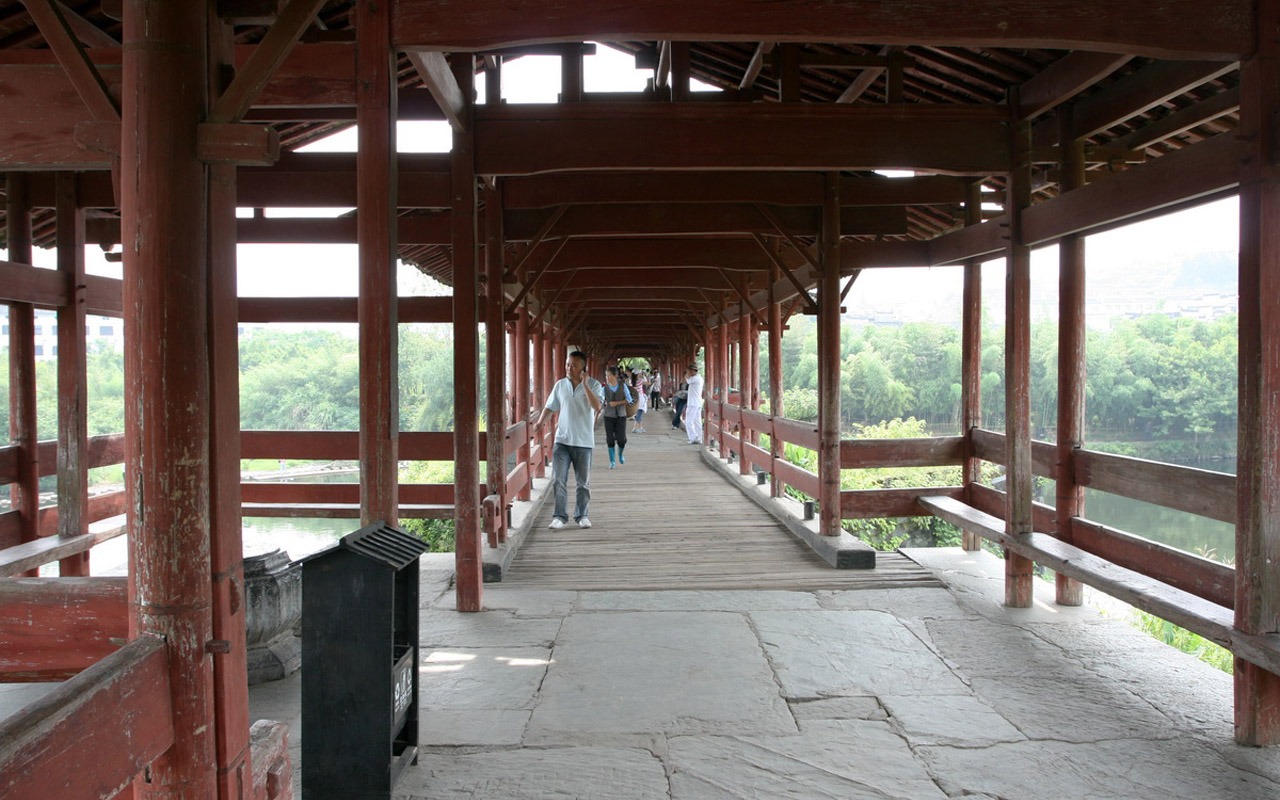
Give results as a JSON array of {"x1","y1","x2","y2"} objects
[{"x1": 0, "y1": 1, "x2": 1244, "y2": 358}]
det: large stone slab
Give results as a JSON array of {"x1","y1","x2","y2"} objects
[
  {"x1": 578, "y1": 590, "x2": 821, "y2": 612},
  {"x1": 434, "y1": 587, "x2": 578, "y2": 618},
  {"x1": 923, "y1": 616, "x2": 1088, "y2": 679},
  {"x1": 418, "y1": 608, "x2": 562, "y2": 648},
  {"x1": 396, "y1": 746, "x2": 669, "y2": 799},
  {"x1": 751, "y1": 609, "x2": 971, "y2": 699},
  {"x1": 668, "y1": 719, "x2": 948, "y2": 799},
  {"x1": 419, "y1": 709, "x2": 531, "y2": 747},
  {"x1": 919, "y1": 737, "x2": 1280, "y2": 800},
  {"x1": 525, "y1": 611, "x2": 795, "y2": 744},
  {"x1": 967, "y1": 674, "x2": 1175, "y2": 742},
  {"x1": 819, "y1": 586, "x2": 973, "y2": 619},
  {"x1": 882, "y1": 693, "x2": 1025, "y2": 747},
  {"x1": 418, "y1": 647, "x2": 551, "y2": 711}
]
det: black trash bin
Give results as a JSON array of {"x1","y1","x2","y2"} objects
[{"x1": 299, "y1": 521, "x2": 428, "y2": 799}]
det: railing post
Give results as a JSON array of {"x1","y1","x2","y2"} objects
[
  {"x1": 6, "y1": 174, "x2": 39, "y2": 576},
  {"x1": 484, "y1": 182, "x2": 507, "y2": 546},
  {"x1": 768, "y1": 258, "x2": 785, "y2": 497}
]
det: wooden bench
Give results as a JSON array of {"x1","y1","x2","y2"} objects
[
  {"x1": 0, "y1": 524, "x2": 127, "y2": 578},
  {"x1": 918, "y1": 495, "x2": 1280, "y2": 675},
  {"x1": 241, "y1": 503, "x2": 454, "y2": 520}
]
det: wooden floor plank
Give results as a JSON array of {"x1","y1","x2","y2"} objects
[{"x1": 503, "y1": 416, "x2": 942, "y2": 591}]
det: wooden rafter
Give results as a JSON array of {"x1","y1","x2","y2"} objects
[
  {"x1": 405, "y1": 49, "x2": 466, "y2": 131},
  {"x1": 22, "y1": 0, "x2": 117, "y2": 120},
  {"x1": 208, "y1": 0, "x2": 329, "y2": 123}
]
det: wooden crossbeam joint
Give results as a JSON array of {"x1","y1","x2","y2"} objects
[{"x1": 197, "y1": 123, "x2": 281, "y2": 166}]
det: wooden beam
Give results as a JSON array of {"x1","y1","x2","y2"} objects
[
  {"x1": 0, "y1": 636, "x2": 173, "y2": 800},
  {"x1": 391, "y1": 0, "x2": 1251, "y2": 59},
  {"x1": 835, "y1": 44, "x2": 893, "y2": 104},
  {"x1": 1032, "y1": 60, "x2": 1238, "y2": 148},
  {"x1": 473, "y1": 103, "x2": 1010, "y2": 175},
  {"x1": 738, "y1": 41, "x2": 773, "y2": 90},
  {"x1": 1017, "y1": 51, "x2": 1132, "y2": 120},
  {"x1": 208, "y1": 0, "x2": 328, "y2": 123},
  {"x1": 55, "y1": 1, "x2": 120, "y2": 48},
  {"x1": 405, "y1": 49, "x2": 466, "y2": 131},
  {"x1": 196, "y1": 122, "x2": 280, "y2": 166},
  {"x1": 503, "y1": 171, "x2": 968, "y2": 208},
  {"x1": 1120, "y1": 86, "x2": 1240, "y2": 151},
  {"x1": 505, "y1": 203, "x2": 907, "y2": 240},
  {"x1": 0, "y1": 577, "x2": 127, "y2": 679},
  {"x1": 22, "y1": 0, "x2": 119, "y2": 120}
]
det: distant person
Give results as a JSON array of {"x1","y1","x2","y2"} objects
[
  {"x1": 650, "y1": 369, "x2": 662, "y2": 408},
  {"x1": 535, "y1": 350, "x2": 604, "y2": 529},
  {"x1": 632, "y1": 377, "x2": 648, "y2": 434},
  {"x1": 672, "y1": 377, "x2": 689, "y2": 429},
  {"x1": 601, "y1": 366, "x2": 632, "y2": 469},
  {"x1": 684, "y1": 365, "x2": 704, "y2": 445}
]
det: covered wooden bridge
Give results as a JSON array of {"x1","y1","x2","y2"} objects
[{"x1": 0, "y1": 1, "x2": 1278, "y2": 797}]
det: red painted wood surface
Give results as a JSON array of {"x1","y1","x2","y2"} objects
[
  {"x1": 6, "y1": 175, "x2": 39, "y2": 574},
  {"x1": 356, "y1": 0, "x2": 399, "y2": 527},
  {"x1": 1004, "y1": 95, "x2": 1035, "y2": 608},
  {"x1": 1234, "y1": 7, "x2": 1280, "y2": 743},
  {"x1": 1075, "y1": 449, "x2": 1236, "y2": 524},
  {"x1": 818, "y1": 173, "x2": 842, "y2": 537},
  {"x1": 451, "y1": 55, "x2": 483, "y2": 612},
  {"x1": 55, "y1": 172, "x2": 89, "y2": 576},
  {"x1": 0, "y1": 576, "x2": 127, "y2": 679},
  {"x1": 840, "y1": 437, "x2": 965, "y2": 470},
  {"x1": 0, "y1": 636, "x2": 173, "y2": 800},
  {"x1": 484, "y1": 184, "x2": 507, "y2": 546},
  {"x1": 841, "y1": 486, "x2": 963, "y2": 518},
  {"x1": 473, "y1": 103, "x2": 1008, "y2": 176},
  {"x1": 120, "y1": 2, "x2": 216, "y2": 794},
  {"x1": 960, "y1": 182, "x2": 983, "y2": 550},
  {"x1": 1070, "y1": 517, "x2": 1234, "y2": 609},
  {"x1": 391, "y1": 0, "x2": 1248, "y2": 60}
]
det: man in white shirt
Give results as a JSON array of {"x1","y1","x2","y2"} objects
[
  {"x1": 684, "y1": 365, "x2": 705, "y2": 445},
  {"x1": 535, "y1": 350, "x2": 605, "y2": 529}
]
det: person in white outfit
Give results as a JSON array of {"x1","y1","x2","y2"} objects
[{"x1": 684, "y1": 364, "x2": 704, "y2": 445}]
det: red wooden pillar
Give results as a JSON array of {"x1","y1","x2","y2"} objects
[
  {"x1": 1055, "y1": 111, "x2": 1086, "y2": 607},
  {"x1": 716, "y1": 307, "x2": 729, "y2": 447},
  {"x1": 6, "y1": 175, "x2": 39, "y2": 574},
  {"x1": 453, "y1": 55, "x2": 483, "y2": 612},
  {"x1": 356, "y1": 0, "x2": 398, "y2": 526},
  {"x1": 960, "y1": 181, "x2": 983, "y2": 551},
  {"x1": 515, "y1": 306, "x2": 531, "y2": 500},
  {"x1": 818, "y1": 173, "x2": 842, "y2": 537},
  {"x1": 122, "y1": 0, "x2": 216, "y2": 795},
  {"x1": 738, "y1": 284, "x2": 751, "y2": 475},
  {"x1": 484, "y1": 183, "x2": 507, "y2": 546},
  {"x1": 531, "y1": 326, "x2": 547, "y2": 477},
  {"x1": 768, "y1": 261, "x2": 785, "y2": 498},
  {"x1": 208, "y1": 157, "x2": 252, "y2": 799},
  {"x1": 55, "y1": 172, "x2": 89, "y2": 577},
  {"x1": 1234, "y1": 6, "x2": 1280, "y2": 746},
  {"x1": 1004, "y1": 89, "x2": 1035, "y2": 607}
]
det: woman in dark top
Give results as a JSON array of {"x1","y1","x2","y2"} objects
[{"x1": 601, "y1": 366, "x2": 633, "y2": 469}]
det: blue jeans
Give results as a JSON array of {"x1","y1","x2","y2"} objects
[{"x1": 552, "y1": 443, "x2": 593, "y2": 522}]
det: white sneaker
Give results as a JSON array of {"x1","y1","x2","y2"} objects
[
  {"x1": 548, "y1": 518, "x2": 566, "y2": 530},
  {"x1": 577, "y1": 517, "x2": 592, "y2": 529}
]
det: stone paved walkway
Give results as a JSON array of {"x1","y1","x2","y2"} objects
[{"x1": 248, "y1": 547, "x2": 1280, "y2": 799}]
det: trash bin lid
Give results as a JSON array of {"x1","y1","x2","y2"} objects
[{"x1": 299, "y1": 520, "x2": 428, "y2": 569}]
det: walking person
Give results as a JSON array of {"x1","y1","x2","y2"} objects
[
  {"x1": 535, "y1": 350, "x2": 604, "y2": 529},
  {"x1": 649, "y1": 368, "x2": 662, "y2": 409},
  {"x1": 684, "y1": 364, "x2": 705, "y2": 445},
  {"x1": 601, "y1": 366, "x2": 632, "y2": 469},
  {"x1": 632, "y1": 377, "x2": 648, "y2": 433}
]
